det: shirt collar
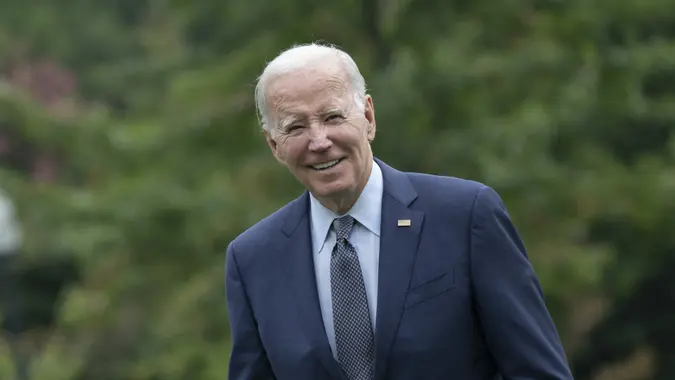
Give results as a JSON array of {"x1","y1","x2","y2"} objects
[{"x1": 309, "y1": 160, "x2": 383, "y2": 253}]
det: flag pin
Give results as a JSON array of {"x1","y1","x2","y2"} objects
[{"x1": 397, "y1": 219, "x2": 411, "y2": 227}]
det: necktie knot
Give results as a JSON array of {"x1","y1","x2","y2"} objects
[{"x1": 333, "y1": 215, "x2": 355, "y2": 241}]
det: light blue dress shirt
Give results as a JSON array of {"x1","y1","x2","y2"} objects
[{"x1": 309, "y1": 160, "x2": 383, "y2": 360}]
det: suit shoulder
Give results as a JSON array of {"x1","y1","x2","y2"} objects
[{"x1": 406, "y1": 171, "x2": 488, "y2": 201}]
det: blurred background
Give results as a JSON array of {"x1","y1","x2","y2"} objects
[{"x1": 0, "y1": 0, "x2": 674, "y2": 379}]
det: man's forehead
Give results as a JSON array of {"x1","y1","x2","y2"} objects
[
  {"x1": 274, "y1": 95, "x2": 348, "y2": 118},
  {"x1": 266, "y1": 70, "x2": 350, "y2": 112}
]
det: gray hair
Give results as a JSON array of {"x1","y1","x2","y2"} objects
[{"x1": 254, "y1": 43, "x2": 367, "y2": 133}]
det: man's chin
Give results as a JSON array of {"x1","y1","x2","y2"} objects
[
  {"x1": 308, "y1": 182, "x2": 353, "y2": 202},
  {"x1": 310, "y1": 186, "x2": 346, "y2": 199}
]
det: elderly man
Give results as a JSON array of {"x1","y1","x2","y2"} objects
[{"x1": 225, "y1": 43, "x2": 573, "y2": 380}]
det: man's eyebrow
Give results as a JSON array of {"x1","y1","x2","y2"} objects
[
  {"x1": 322, "y1": 106, "x2": 346, "y2": 115},
  {"x1": 280, "y1": 115, "x2": 302, "y2": 129}
]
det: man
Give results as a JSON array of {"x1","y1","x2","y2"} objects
[{"x1": 225, "y1": 43, "x2": 573, "y2": 380}]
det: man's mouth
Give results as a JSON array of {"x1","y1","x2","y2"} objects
[{"x1": 310, "y1": 158, "x2": 343, "y2": 171}]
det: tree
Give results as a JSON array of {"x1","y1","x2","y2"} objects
[{"x1": 1, "y1": 0, "x2": 674, "y2": 378}]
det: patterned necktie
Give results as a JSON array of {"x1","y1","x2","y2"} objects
[{"x1": 330, "y1": 215, "x2": 375, "y2": 380}]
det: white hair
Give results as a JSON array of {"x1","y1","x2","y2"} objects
[{"x1": 254, "y1": 43, "x2": 367, "y2": 133}]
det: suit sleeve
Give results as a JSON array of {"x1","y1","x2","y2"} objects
[
  {"x1": 469, "y1": 186, "x2": 573, "y2": 380},
  {"x1": 225, "y1": 243, "x2": 275, "y2": 380}
]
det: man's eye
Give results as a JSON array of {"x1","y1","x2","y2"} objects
[{"x1": 326, "y1": 114, "x2": 344, "y2": 122}]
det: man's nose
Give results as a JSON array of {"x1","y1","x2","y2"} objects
[{"x1": 308, "y1": 123, "x2": 332, "y2": 152}]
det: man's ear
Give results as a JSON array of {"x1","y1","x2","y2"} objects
[
  {"x1": 364, "y1": 95, "x2": 376, "y2": 142},
  {"x1": 264, "y1": 129, "x2": 285, "y2": 164}
]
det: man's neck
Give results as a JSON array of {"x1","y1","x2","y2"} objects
[{"x1": 320, "y1": 195, "x2": 359, "y2": 216}]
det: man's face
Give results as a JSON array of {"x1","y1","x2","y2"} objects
[{"x1": 264, "y1": 62, "x2": 376, "y2": 211}]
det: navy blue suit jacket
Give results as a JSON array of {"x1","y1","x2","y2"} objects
[{"x1": 225, "y1": 158, "x2": 573, "y2": 380}]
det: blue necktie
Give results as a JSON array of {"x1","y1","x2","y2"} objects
[{"x1": 330, "y1": 215, "x2": 375, "y2": 380}]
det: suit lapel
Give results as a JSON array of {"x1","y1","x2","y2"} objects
[
  {"x1": 373, "y1": 159, "x2": 424, "y2": 380},
  {"x1": 281, "y1": 193, "x2": 346, "y2": 380}
]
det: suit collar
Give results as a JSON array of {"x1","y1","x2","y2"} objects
[
  {"x1": 282, "y1": 157, "x2": 418, "y2": 236},
  {"x1": 375, "y1": 157, "x2": 418, "y2": 207},
  {"x1": 281, "y1": 192, "x2": 309, "y2": 237}
]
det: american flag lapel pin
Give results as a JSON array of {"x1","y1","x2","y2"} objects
[{"x1": 397, "y1": 219, "x2": 411, "y2": 227}]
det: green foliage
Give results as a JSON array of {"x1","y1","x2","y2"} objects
[{"x1": 1, "y1": 0, "x2": 674, "y2": 378}]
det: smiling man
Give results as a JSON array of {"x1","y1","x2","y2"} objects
[{"x1": 225, "y1": 43, "x2": 573, "y2": 380}]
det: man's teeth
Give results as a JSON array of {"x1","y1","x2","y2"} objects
[{"x1": 312, "y1": 159, "x2": 340, "y2": 170}]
